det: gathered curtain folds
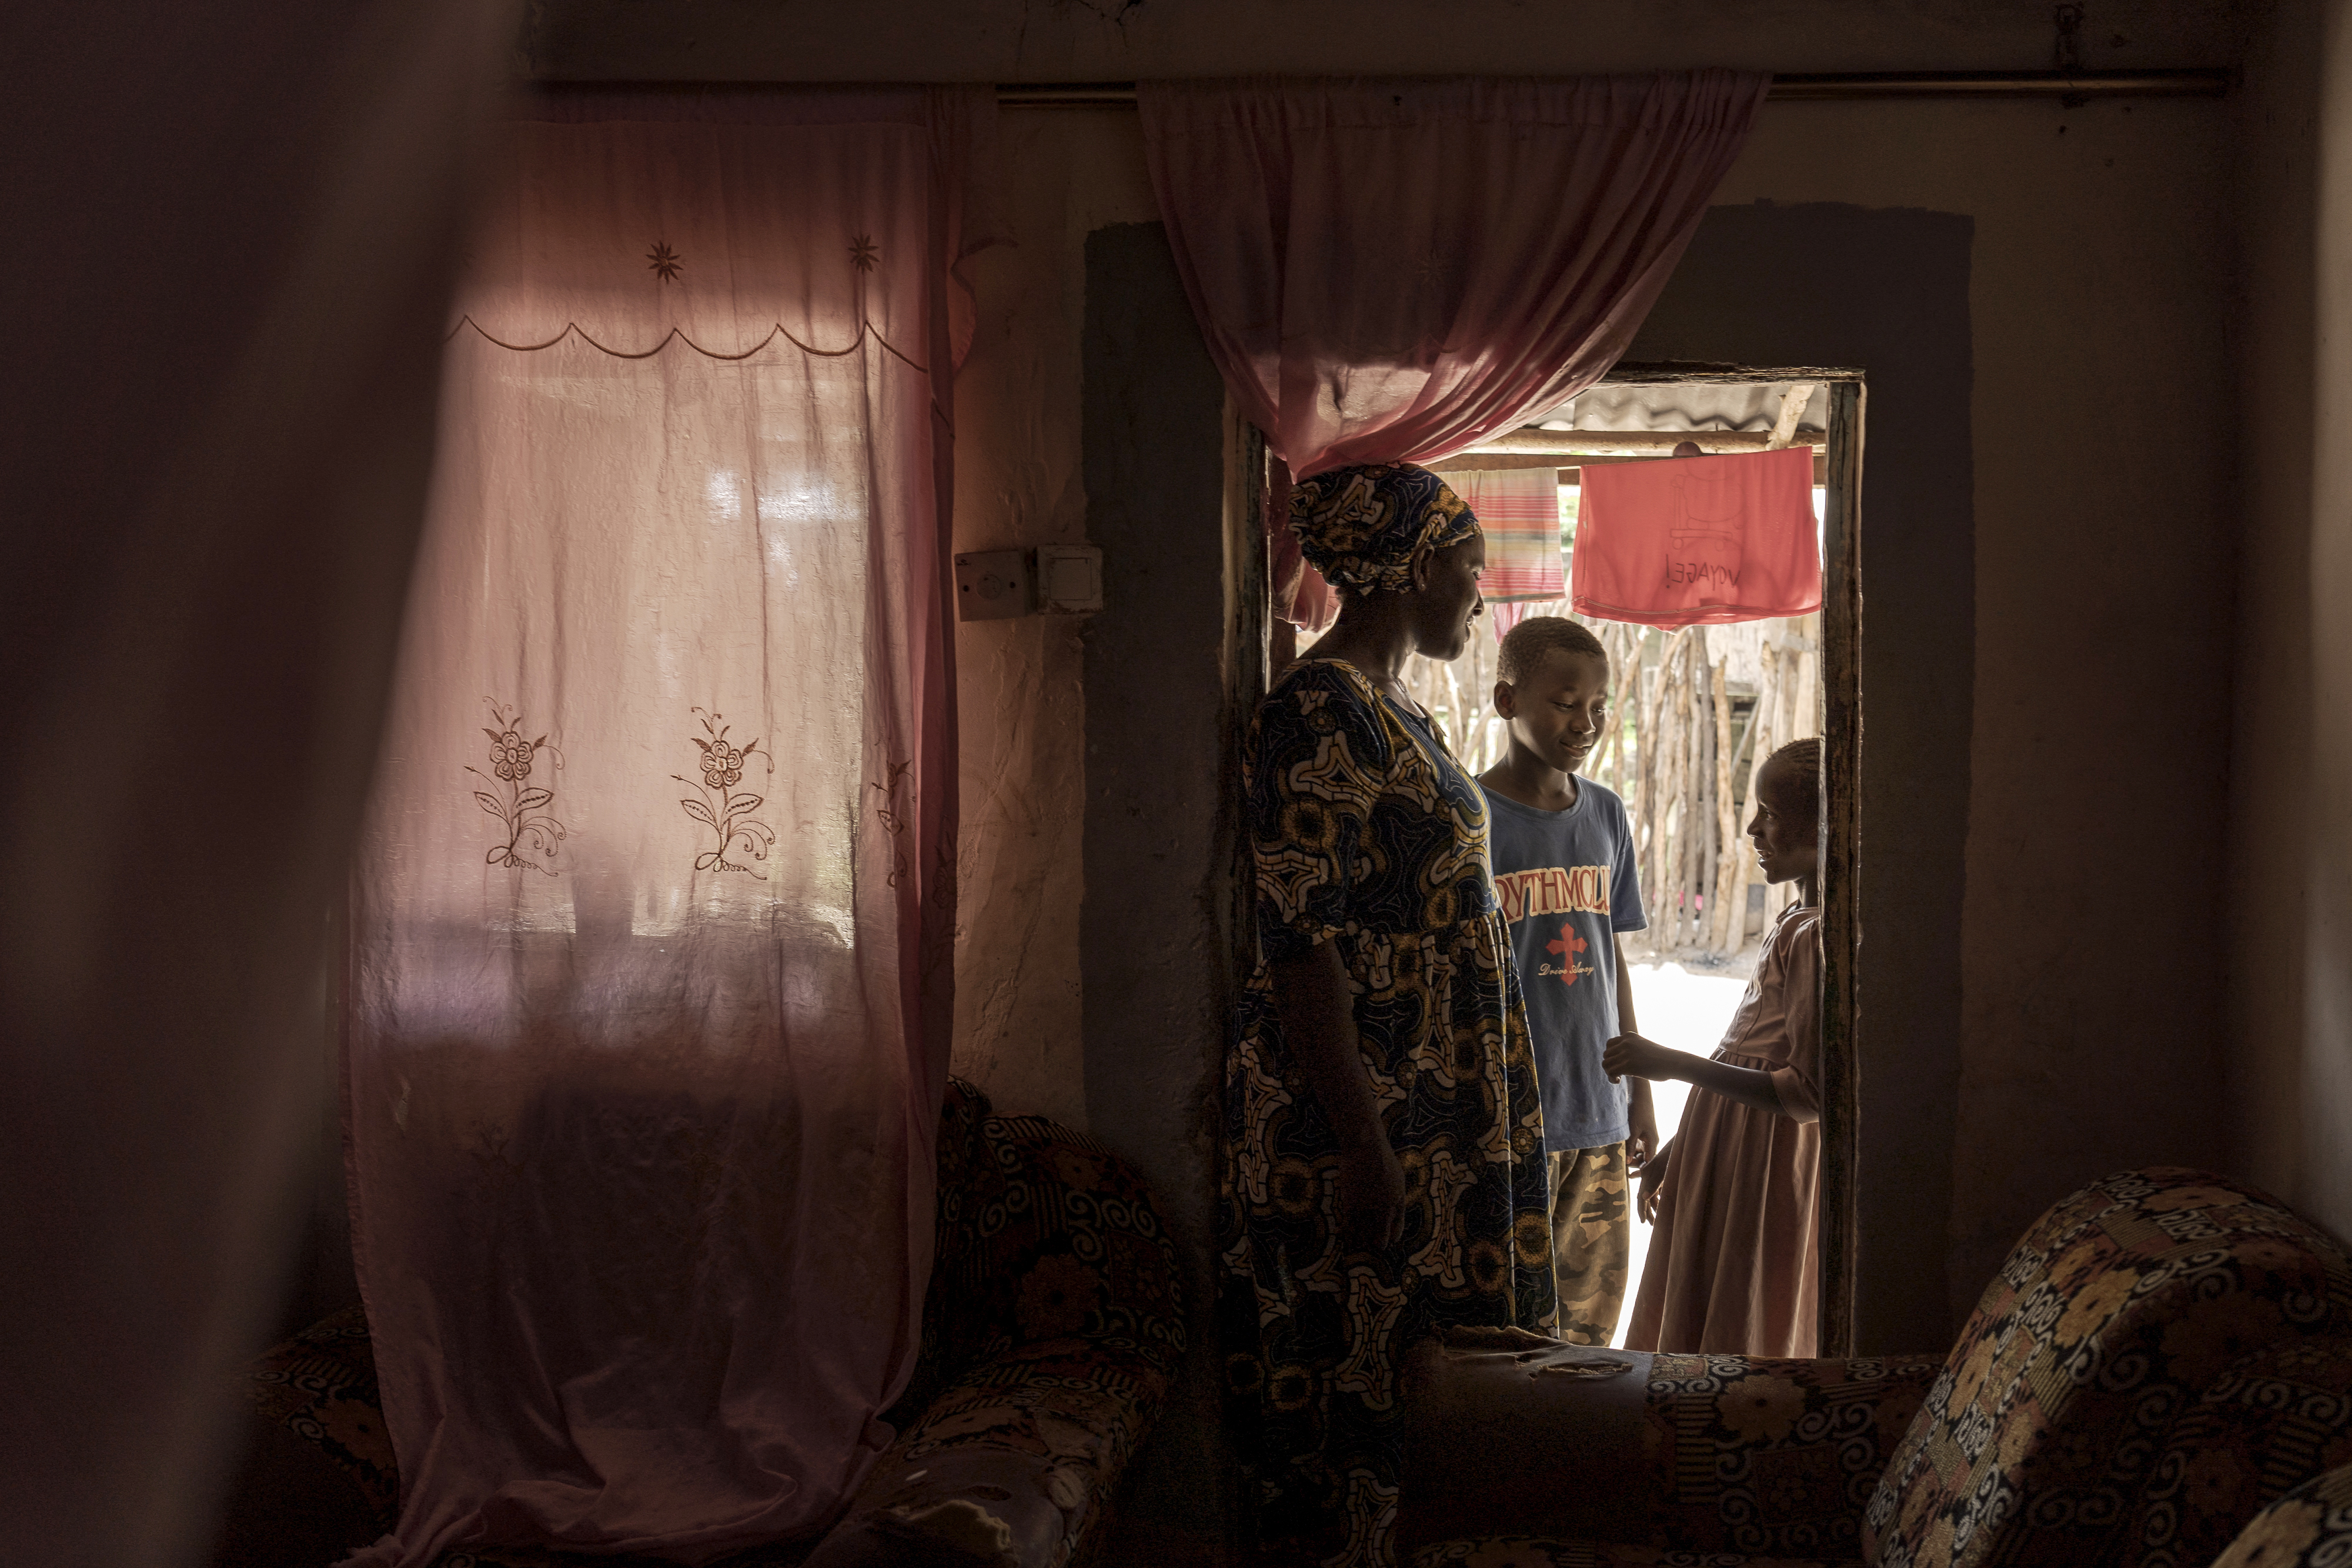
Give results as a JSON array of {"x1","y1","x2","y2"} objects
[
  {"x1": 345, "y1": 88, "x2": 995, "y2": 1566},
  {"x1": 1139, "y1": 73, "x2": 1766, "y2": 627}
]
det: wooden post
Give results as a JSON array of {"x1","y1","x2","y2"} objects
[
  {"x1": 1769, "y1": 646, "x2": 1800, "y2": 922},
  {"x1": 1588, "y1": 622, "x2": 1629, "y2": 783},
  {"x1": 1794, "y1": 641, "x2": 1820, "y2": 741},
  {"x1": 1472, "y1": 629, "x2": 1497, "y2": 772},
  {"x1": 1438, "y1": 656, "x2": 1468, "y2": 758},
  {"x1": 1723, "y1": 642, "x2": 1778, "y2": 955},
  {"x1": 1636, "y1": 629, "x2": 1672, "y2": 888},
  {"x1": 1611, "y1": 627, "x2": 1642, "y2": 802},
  {"x1": 1673, "y1": 634, "x2": 1700, "y2": 948},
  {"x1": 1700, "y1": 650, "x2": 1718, "y2": 950},
  {"x1": 1688, "y1": 630, "x2": 1714, "y2": 950},
  {"x1": 1819, "y1": 377, "x2": 1864, "y2": 1361},
  {"x1": 1709, "y1": 653, "x2": 1739, "y2": 951},
  {"x1": 1650, "y1": 631, "x2": 1687, "y2": 941}
]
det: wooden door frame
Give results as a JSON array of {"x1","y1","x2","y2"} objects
[
  {"x1": 1819, "y1": 377, "x2": 1863, "y2": 1358},
  {"x1": 1240, "y1": 363, "x2": 1866, "y2": 1355},
  {"x1": 1602, "y1": 362, "x2": 1863, "y2": 1355}
]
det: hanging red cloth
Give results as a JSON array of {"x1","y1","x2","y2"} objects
[{"x1": 1571, "y1": 446, "x2": 1820, "y2": 628}]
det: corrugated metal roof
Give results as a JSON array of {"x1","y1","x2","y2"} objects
[{"x1": 1526, "y1": 380, "x2": 1830, "y2": 437}]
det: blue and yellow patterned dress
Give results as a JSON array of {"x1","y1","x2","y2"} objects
[{"x1": 1220, "y1": 657, "x2": 1556, "y2": 1565}]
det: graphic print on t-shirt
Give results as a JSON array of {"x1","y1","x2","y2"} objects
[
  {"x1": 1542, "y1": 924, "x2": 1594, "y2": 987},
  {"x1": 1483, "y1": 783, "x2": 1646, "y2": 1154},
  {"x1": 1494, "y1": 865, "x2": 1612, "y2": 924}
]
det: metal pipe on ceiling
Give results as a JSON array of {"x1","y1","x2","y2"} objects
[
  {"x1": 1463, "y1": 429, "x2": 1826, "y2": 457},
  {"x1": 995, "y1": 69, "x2": 2229, "y2": 108}
]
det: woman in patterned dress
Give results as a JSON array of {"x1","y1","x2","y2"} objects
[{"x1": 1222, "y1": 463, "x2": 1557, "y2": 1567}]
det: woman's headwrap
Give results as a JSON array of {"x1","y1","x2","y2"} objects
[{"x1": 1288, "y1": 463, "x2": 1480, "y2": 595}]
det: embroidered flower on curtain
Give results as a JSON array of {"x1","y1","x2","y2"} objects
[
  {"x1": 466, "y1": 700, "x2": 566, "y2": 874},
  {"x1": 848, "y1": 235, "x2": 878, "y2": 273},
  {"x1": 676, "y1": 707, "x2": 773, "y2": 875},
  {"x1": 646, "y1": 240, "x2": 683, "y2": 284},
  {"x1": 871, "y1": 757, "x2": 911, "y2": 887}
]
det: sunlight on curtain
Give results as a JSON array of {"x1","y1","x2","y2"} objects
[
  {"x1": 1141, "y1": 73, "x2": 1768, "y2": 483},
  {"x1": 346, "y1": 92, "x2": 990, "y2": 1565}
]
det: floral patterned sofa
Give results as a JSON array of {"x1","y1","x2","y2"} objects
[
  {"x1": 230, "y1": 1080, "x2": 1184, "y2": 1568},
  {"x1": 2210, "y1": 1460, "x2": 2352, "y2": 1568},
  {"x1": 1408, "y1": 1168, "x2": 2352, "y2": 1568}
]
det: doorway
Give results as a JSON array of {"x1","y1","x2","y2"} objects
[{"x1": 1260, "y1": 367, "x2": 1864, "y2": 1352}]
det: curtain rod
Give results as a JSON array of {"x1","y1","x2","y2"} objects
[{"x1": 996, "y1": 69, "x2": 2229, "y2": 107}]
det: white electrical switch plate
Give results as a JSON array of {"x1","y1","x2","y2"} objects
[
  {"x1": 1033, "y1": 544, "x2": 1104, "y2": 614},
  {"x1": 954, "y1": 549, "x2": 1030, "y2": 621}
]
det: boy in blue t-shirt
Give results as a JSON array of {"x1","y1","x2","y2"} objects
[{"x1": 1478, "y1": 616, "x2": 1656, "y2": 1345}]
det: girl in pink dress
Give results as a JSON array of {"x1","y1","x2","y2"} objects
[{"x1": 1602, "y1": 738, "x2": 1823, "y2": 1356}]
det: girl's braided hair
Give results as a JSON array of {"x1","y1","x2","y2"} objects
[{"x1": 1765, "y1": 736, "x2": 1822, "y2": 824}]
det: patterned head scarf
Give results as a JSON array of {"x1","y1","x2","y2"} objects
[{"x1": 1289, "y1": 463, "x2": 1480, "y2": 596}]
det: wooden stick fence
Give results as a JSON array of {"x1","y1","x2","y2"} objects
[{"x1": 1402, "y1": 604, "x2": 1822, "y2": 958}]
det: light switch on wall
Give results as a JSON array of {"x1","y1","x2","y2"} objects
[
  {"x1": 953, "y1": 545, "x2": 1102, "y2": 620},
  {"x1": 1033, "y1": 544, "x2": 1104, "y2": 614}
]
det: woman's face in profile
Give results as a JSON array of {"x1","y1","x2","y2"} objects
[{"x1": 1411, "y1": 531, "x2": 1486, "y2": 663}]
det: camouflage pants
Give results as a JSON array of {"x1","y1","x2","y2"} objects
[{"x1": 1548, "y1": 1144, "x2": 1631, "y2": 1346}]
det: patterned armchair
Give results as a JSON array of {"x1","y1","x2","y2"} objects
[
  {"x1": 229, "y1": 1081, "x2": 1184, "y2": 1568},
  {"x1": 1410, "y1": 1168, "x2": 2352, "y2": 1568},
  {"x1": 2210, "y1": 1462, "x2": 2352, "y2": 1568}
]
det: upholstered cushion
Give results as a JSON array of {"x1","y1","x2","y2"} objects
[
  {"x1": 242, "y1": 1303, "x2": 399, "y2": 1528},
  {"x1": 2210, "y1": 1461, "x2": 2352, "y2": 1568},
  {"x1": 887, "y1": 1085, "x2": 1186, "y2": 1429},
  {"x1": 810, "y1": 1336, "x2": 1172, "y2": 1568},
  {"x1": 2124, "y1": 1338, "x2": 2352, "y2": 1568},
  {"x1": 1401, "y1": 1352, "x2": 1933, "y2": 1568},
  {"x1": 1637, "y1": 1353, "x2": 1940, "y2": 1560},
  {"x1": 238, "y1": 1080, "x2": 1181, "y2": 1568},
  {"x1": 1863, "y1": 1168, "x2": 2352, "y2": 1568}
]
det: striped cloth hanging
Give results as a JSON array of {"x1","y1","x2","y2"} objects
[{"x1": 1435, "y1": 467, "x2": 1563, "y2": 603}]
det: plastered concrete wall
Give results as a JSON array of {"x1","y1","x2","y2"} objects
[
  {"x1": 533, "y1": 0, "x2": 2250, "y2": 1348},
  {"x1": 1622, "y1": 200, "x2": 1979, "y2": 1355},
  {"x1": 2231, "y1": 0, "x2": 2352, "y2": 1244},
  {"x1": 1078, "y1": 220, "x2": 1252, "y2": 1567},
  {"x1": 944, "y1": 113, "x2": 1155, "y2": 1126},
  {"x1": 1698, "y1": 97, "x2": 2237, "y2": 1335},
  {"x1": 983, "y1": 92, "x2": 2235, "y2": 1348}
]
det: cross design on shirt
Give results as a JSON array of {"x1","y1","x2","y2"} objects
[{"x1": 1545, "y1": 926, "x2": 1588, "y2": 986}]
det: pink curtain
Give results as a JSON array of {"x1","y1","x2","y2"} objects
[
  {"x1": 346, "y1": 89, "x2": 994, "y2": 1566},
  {"x1": 0, "y1": 5, "x2": 512, "y2": 1562},
  {"x1": 1141, "y1": 74, "x2": 1763, "y2": 627}
]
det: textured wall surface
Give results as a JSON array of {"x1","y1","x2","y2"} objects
[
  {"x1": 946, "y1": 113, "x2": 1156, "y2": 1127},
  {"x1": 1079, "y1": 222, "x2": 1245, "y2": 1566},
  {"x1": 1674, "y1": 95, "x2": 2234, "y2": 1336},
  {"x1": 533, "y1": 0, "x2": 2255, "y2": 1357},
  {"x1": 1623, "y1": 200, "x2": 1978, "y2": 1355},
  {"x1": 2231, "y1": 0, "x2": 2352, "y2": 1246}
]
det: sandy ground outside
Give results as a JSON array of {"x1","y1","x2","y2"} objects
[{"x1": 1612, "y1": 954, "x2": 1755, "y2": 1348}]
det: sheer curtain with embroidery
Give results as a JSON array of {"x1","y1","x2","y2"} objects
[{"x1": 345, "y1": 90, "x2": 990, "y2": 1566}]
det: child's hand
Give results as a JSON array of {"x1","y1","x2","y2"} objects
[
  {"x1": 1603, "y1": 1031, "x2": 1676, "y2": 1083},
  {"x1": 1638, "y1": 1138, "x2": 1672, "y2": 1223},
  {"x1": 1626, "y1": 1094, "x2": 1660, "y2": 1174}
]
